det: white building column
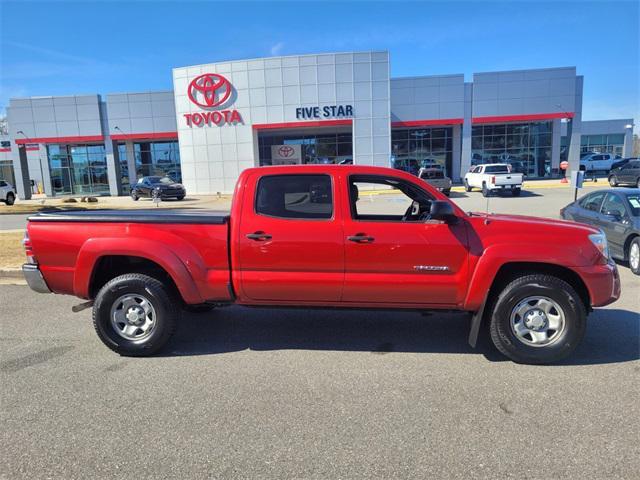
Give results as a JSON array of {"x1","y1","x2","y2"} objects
[
  {"x1": 551, "y1": 118, "x2": 562, "y2": 176},
  {"x1": 105, "y1": 138, "x2": 122, "y2": 196},
  {"x1": 566, "y1": 76, "x2": 583, "y2": 175},
  {"x1": 451, "y1": 124, "x2": 462, "y2": 181},
  {"x1": 37, "y1": 144, "x2": 53, "y2": 196},
  {"x1": 459, "y1": 83, "x2": 473, "y2": 181},
  {"x1": 125, "y1": 140, "x2": 136, "y2": 184},
  {"x1": 623, "y1": 125, "x2": 634, "y2": 158}
]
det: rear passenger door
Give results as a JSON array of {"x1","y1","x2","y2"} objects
[{"x1": 237, "y1": 173, "x2": 344, "y2": 302}]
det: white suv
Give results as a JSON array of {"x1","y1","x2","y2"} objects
[
  {"x1": 0, "y1": 180, "x2": 16, "y2": 206},
  {"x1": 580, "y1": 153, "x2": 620, "y2": 173}
]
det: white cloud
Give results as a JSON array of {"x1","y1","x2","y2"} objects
[{"x1": 270, "y1": 42, "x2": 284, "y2": 56}]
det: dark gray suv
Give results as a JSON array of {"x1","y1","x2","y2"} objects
[{"x1": 609, "y1": 159, "x2": 640, "y2": 188}]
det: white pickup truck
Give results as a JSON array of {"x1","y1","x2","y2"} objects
[{"x1": 464, "y1": 164, "x2": 523, "y2": 197}]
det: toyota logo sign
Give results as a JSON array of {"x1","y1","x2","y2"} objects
[
  {"x1": 278, "y1": 146, "x2": 295, "y2": 158},
  {"x1": 188, "y1": 73, "x2": 232, "y2": 108},
  {"x1": 183, "y1": 72, "x2": 242, "y2": 127}
]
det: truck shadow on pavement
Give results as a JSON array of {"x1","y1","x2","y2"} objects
[{"x1": 165, "y1": 307, "x2": 639, "y2": 365}]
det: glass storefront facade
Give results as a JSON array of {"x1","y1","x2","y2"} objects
[
  {"x1": 471, "y1": 122, "x2": 552, "y2": 177},
  {"x1": 47, "y1": 144, "x2": 109, "y2": 195},
  {"x1": 0, "y1": 161, "x2": 15, "y2": 187},
  {"x1": 391, "y1": 127, "x2": 453, "y2": 176},
  {"x1": 258, "y1": 132, "x2": 353, "y2": 165},
  {"x1": 134, "y1": 141, "x2": 181, "y2": 181},
  {"x1": 580, "y1": 134, "x2": 625, "y2": 156}
]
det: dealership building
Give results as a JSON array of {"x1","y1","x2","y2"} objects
[{"x1": 2, "y1": 50, "x2": 635, "y2": 199}]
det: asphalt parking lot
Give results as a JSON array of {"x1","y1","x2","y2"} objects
[{"x1": 1, "y1": 187, "x2": 639, "y2": 479}]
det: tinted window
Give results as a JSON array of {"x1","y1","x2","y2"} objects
[
  {"x1": 579, "y1": 192, "x2": 606, "y2": 212},
  {"x1": 255, "y1": 174, "x2": 333, "y2": 220},
  {"x1": 601, "y1": 193, "x2": 626, "y2": 217},
  {"x1": 0, "y1": 181, "x2": 6, "y2": 187},
  {"x1": 484, "y1": 165, "x2": 510, "y2": 173}
]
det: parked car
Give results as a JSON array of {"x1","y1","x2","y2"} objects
[
  {"x1": 0, "y1": 179, "x2": 16, "y2": 205},
  {"x1": 579, "y1": 153, "x2": 620, "y2": 173},
  {"x1": 611, "y1": 157, "x2": 634, "y2": 171},
  {"x1": 418, "y1": 167, "x2": 452, "y2": 196},
  {"x1": 130, "y1": 176, "x2": 186, "y2": 201},
  {"x1": 464, "y1": 163, "x2": 524, "y2": 197},
  {"x1": 23, "y1": 165, "x2": 620, "y2": 364},
  {"x1": 560, "y1": 188, "x2": 640, "y2": 275},
  {"x1": 608, "y1": 159, "x2": 640, "y2": 188}
]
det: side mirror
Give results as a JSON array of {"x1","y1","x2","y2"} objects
[
  {"x1": 429, "y1": 200, "x2": 457, "y2": 223},
  {"x1": 604, "y1": 211, "x2": 622, "y2": 222}
]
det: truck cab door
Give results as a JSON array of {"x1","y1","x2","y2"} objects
[
  {"x1": 236, "y1": 173, "x2": 344, "y2": 303},
  {"x1": 341, "y1": 174, "x2": 470, "y2": 306}
]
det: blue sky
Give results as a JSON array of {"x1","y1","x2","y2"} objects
[{"x1": 1, "y1": 0, "x2": 638, "y2": 124}]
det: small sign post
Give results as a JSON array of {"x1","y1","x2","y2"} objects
[{"x1": 570, "y1": 170, "x2": 584, "y2": 201}]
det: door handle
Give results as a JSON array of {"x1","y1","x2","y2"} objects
[
  {"x1": 246, "y1": 231, "x2": 272, "y2": 241},
  {"x1": 347, "y1": 234, "x2": 375, "y2": 243}
]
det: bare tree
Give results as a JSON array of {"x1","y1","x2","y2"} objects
[{"x1": 0, "y1": 116, "x2": 8, "y2": 136}]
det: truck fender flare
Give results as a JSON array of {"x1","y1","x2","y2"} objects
[
  {"x1": 464, "y1": 244, "x2": 590, "y2": 347},
  {"x1": 73, "y1": 237, "x2": 204, "y2": 304}
]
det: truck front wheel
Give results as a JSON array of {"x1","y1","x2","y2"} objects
[
  {"x1": 489, "y1": 274, "x2": 586, "y2": 364},
  {"x1": 93, "y1": 274, "x2": 178, "y2": 356}
]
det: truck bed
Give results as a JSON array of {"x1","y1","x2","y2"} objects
[{"x1": 28, "y1": 208, "x2": 230, "y2": 224}]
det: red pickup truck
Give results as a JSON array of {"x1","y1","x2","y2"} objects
[{"x1": 23, "y1": 165, "x2": 620, "y2": 364}]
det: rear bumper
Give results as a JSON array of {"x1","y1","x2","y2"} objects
[
  {"x1": 22, "y1": 264, "x2": 51, "y2": 294},
  {"x1": 574, "y1": 260, "x2": 621, "y2": 307}
]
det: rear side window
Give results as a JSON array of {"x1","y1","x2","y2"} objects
[
  {"x1": 255, "y1": 174, "x2": 333, "y2": 220},
  {"x1": 579, "y1": 192, "x2": 606, "y2": 212},
  {"x1": 0, "y1": 181, "x2": 6, "y2": 187},
  {"x1": 484, "y1": 165, "x2": 509, "y2": 173}
]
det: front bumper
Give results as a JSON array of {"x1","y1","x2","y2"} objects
[
  {"x1": 22, "y1": 264, "x2": 51, "y2": 294},
  {"x1": 574, "y1": 260, "x2": 621, "y2": 307}
]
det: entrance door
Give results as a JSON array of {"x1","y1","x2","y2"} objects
[
  {"x1": 237, "y1": 173, "x2": 344, "y2": 302},
  {"x1": 342, "y1": 174, "x2": 470, "y2": 306}
]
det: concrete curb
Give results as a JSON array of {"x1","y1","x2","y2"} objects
[{"x1": 0, "y1": 268, "x2": 26, "y2": 285}]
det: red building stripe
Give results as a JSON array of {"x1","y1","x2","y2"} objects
[
  {"x1": 391, "y1": 118, "x2": 464, "y2": 127},
  {"x1": 110, "y1": 131, "x2": 178, "y2": 141},
  {"x1": 15, "y1": 135, "x2": 104, "y2": 145},
  {"x1": 252, "y1": 119, "x2": 353, "y2": 130},
  {"x1": 0, "y1": 148, "x2": 11, "y2": 152},
  {"x1": 472, "y1": 112, "x2": 573, "y2": 124}
]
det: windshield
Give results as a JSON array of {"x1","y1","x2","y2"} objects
[
  {"x1": 626, "y1": 194, "x2": 640, "y2": 216},
  {"x1": 147, "y1": 176, "x2": 174, "y2": 184},
  {"x1": 484, "y1": 165, "x2": 510, "y2": 173}
]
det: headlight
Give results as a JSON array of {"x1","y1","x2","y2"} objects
[{"x1": 588, "y1": 231, "x2": 609, "y2": 260}]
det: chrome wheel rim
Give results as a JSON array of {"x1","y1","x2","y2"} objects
[
  {"x1": 110, "y1": 294, "x2": 157, "y2": 341},
  {"x1": 630, "y1": 243, "x2": 640, "y2": 270},
  {"x1": 510, "y1": 296, "x2": 566, "y2": 347}
]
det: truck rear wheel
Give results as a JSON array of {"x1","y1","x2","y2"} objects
[
  {"x1": 93, "y1": 273, "x2": 178, "y2": 356},
  {"x1": 489, "y1": 274, "x2": 586, "y2": 364},
  {"x1": 482, "y1": 183, "x2": 490, "y2": 197},
  {"x1": 512, "y1": 188, "x2": 521, "y2": 196},
  {"x1": 6, "y1": 192, "x2": 15, "y2": 205}
]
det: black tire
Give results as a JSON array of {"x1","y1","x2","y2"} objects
[
  {"x1": 176, "y1": 195, "x2": 185, "y2": 201},
  {"x1": 608, "y1": 176, "x2": 618, "y2": 187},
  {"x1": 489, "y1": 274, "x2": 587, "y2": 364},
  {"x1": 131, "y1": 190, "x2": 139, "y2": 201},
  {"x1": 636, "y1": 178, "x2": 640, "y2": 189},
  {"x1": 183, "y1": 304, "x2": 215, "y2": 313},
  {"x1": 442, "y1": 189, "x2": 451, "y2": 197},
  {"x1": 464, "y1": 180, "x2": 472, "y2": 192},
  {"x1": 5, "y1": 192, "x2": 15, "y2": 205},
  {"x1": 628, "y1": 237, "x2": 640, "y2": 276},
  {"x1": 481, "y1": 183, "x2": 490, "y2": 197},
  {"x1": 512, "y1": 188, "x2": 521, "y2": 197},
  {"x1": 92, "y1": 273, "x2": 178, "y2": 356}
]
